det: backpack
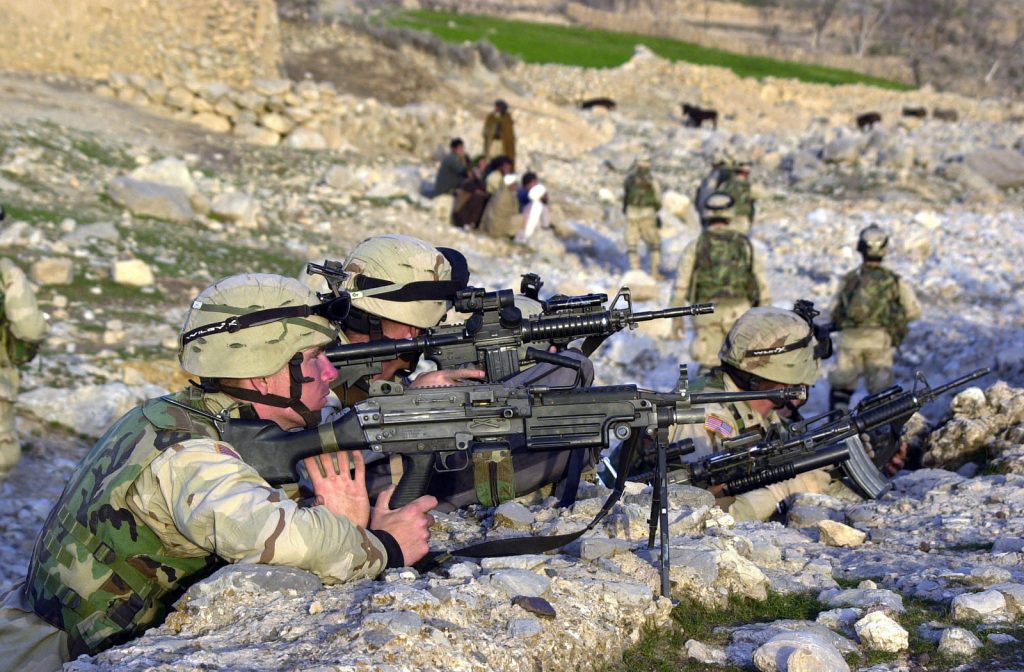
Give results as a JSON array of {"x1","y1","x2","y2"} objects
[
  {"x1": 0, "y1": 290, "x2": 40, "y2": 366},
  {"x1": 718, "y1": 176, "x2": 754, "y2": 220},
  {"x1": 695, "y1": 167, "x2": 731, "y2": 221},
  {"x1": 690, "y1": 229, "x2": 759, "y2": 305},
  {"x1": 625, "y1": 171, "x2": 659, "y2": 208},
  {"x1": 833, "y1": 265, "x2": 908, "y2": 345}
]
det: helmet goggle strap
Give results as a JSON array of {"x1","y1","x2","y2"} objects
[
  {"x1": 180, "y1": 300, "x2": 345, "y2": 348},
  {"x1": 201, "y1": 352, "x2": 321, "y2": 428}
]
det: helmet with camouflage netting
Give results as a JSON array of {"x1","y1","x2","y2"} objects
[
  {"x1": 340, "y1": 234, "x2": 469, "y2": 332},
  {"x1": 719, "y1": 306, "x2": 820, "y2": 386},
  {"x1": 179, "y1": 273, "x2": 338, "y2": 378},
  {"x1": 857, "y1": 224, "x2": 889, "y2": 260}
]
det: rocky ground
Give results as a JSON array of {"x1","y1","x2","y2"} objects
[{"x1": 1, "y1": 21, "x2": 1024, "y2": 672}]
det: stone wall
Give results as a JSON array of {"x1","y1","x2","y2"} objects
[{"x1": 0, "y1": 0, "x2": 281, "y2": 85}]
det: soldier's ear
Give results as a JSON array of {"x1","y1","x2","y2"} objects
[{"x1": 248, "y1": 376, "x2": 272, "y2": 394}]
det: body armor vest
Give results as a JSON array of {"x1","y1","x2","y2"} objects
[
  {"x1": 691, "y1": 229, "x2": 759, "y2": 304},
  {"x1": 25, "y1": 389, "x2": 226, "y2": 656}
]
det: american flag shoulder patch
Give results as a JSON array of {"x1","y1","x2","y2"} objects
[
  {"x1": 705, "y1": 414, "x2": 736, "y2": 438},
  {"x1": 214, "y1": 442, "x2": 241, "y2": 459}
]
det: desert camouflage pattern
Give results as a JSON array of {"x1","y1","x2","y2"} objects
[
  {"x1": 19, "y1": 388, "x2": 386, "y2": 659},
  {"x1": 179, "y1": 273, "x2": 337, "y2": 379},
  {"x1": 342, "y1": 235, "x2": 454, "y2": 329},
  {"x1": 623, "y1": 164, "x2": 663, "y2": 275},
  {"x1": 671, "y1": 239, "x2": 770, "y2": 368},
  {"x1": 0, "y1": 258, "x2": 47, "y2": 475},
  {"x1": 671, "y1": 370, "x2": 833, "y2": 521},
  {"x1": 718, "y1": 307, "x2": 820, "y2": 386}
]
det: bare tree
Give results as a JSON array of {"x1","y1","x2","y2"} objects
[
  {"x1": 845, "y1": 0, "x2": 893, "y2": 58},
  {"x1": 780, "y1": 0, "x2": 842, "y2": 51}
]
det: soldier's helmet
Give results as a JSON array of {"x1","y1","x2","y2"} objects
[
  {"x1": 703, "y1": 192, "x2": 736, "y2": 225},
  {"x1": 719, "y1": 307, "x2": 820, "y2": 386},
  {"x1": 857, "y1": 224, "x2": 889, "y2": 259},
  {"x1": 179, "y1": 273, "x2": 338, "y2": 378},
  {"x1": 712, "y1": 147, "x2": 735, "y2": 167},
  {"x1": 341, "y1": 234, "x2": 469, "y2": 329}
]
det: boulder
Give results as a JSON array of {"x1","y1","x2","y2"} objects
[
  {"x1": 211, "y1": 192, "x2": 259, "y2": 228},
  {"x1": 30, "y1": 257, "x2": 74, "y2": 285},
  {"x1": 130, "y1": 157, "x2": 198, "y2": 197},
  {"x1": 107, "y1": 176, "x2": 194, "y2": 223},
  {"x1": 18, "y1": 382, "x2": 168, "y2": 438},
  {"x1": 854, "y1": 611, "x2": 908, "y2": 652},
  {"x1": 752, "y1": 631, "x2": 849, "y2": 672},
  {"x1": 963, "y1": 148, "x2": 1024, "y2": 189},
  {"x1": 112, "y1": 259, "x2": 155, "y2": 287}
]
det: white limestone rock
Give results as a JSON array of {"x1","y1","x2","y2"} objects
[{"x1": 854, "y1": 611, "x2": 908, "y2": 653}]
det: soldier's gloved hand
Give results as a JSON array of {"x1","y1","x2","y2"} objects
[
  {"x1": 411, "y1": 367, "x2": 486, "y2": 388},
  {"x1": 370, "y1": 487, "x2": 437, "y2": 566},
  {"x1": 303, "y1": 451, "x2": 370, "y2": 527}
]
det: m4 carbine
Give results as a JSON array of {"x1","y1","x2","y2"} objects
[{"x1": 325, "y1": 287, "x2": 714, "y2": 384}]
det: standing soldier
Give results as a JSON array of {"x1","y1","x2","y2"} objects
[
  {"x1": 482, "y1": 100, "x2": 516, "y2": 166},
  {"x1": 670, "y1": 193, "x2": 770, "y2": 375},
  {"x1": 716, "y1": 157, "x2": 760, "y2": 234},
  {"x1": 828, "y1": 224, "x2": 921, "y2": 411},
  {"x1": 622, "y1": 156, "x2": 663, "y2": 279},
  {"x1": 694, "y1": 149, "x2": 733, "y2": 225},
  {"x1": 0, "y1": 207, "x2": 48, "y2": 479}
]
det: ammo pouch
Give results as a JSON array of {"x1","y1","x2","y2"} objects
[{"x1": 365, "y1": 444, "x2": 598, "y2": 512}]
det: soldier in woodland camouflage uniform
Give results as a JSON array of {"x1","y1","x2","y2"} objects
[
  {"x1": 622, "y1": 157, "x2": 664, "y2": 279},
  {"x1": 828, "y1": 224, "x2": 921, "y2": 411},
  {"x1": 671, "y1": 306, "x2": 851, "y2": 521},
  {"x1": 0, "y1": 274, "x2": 437, "y2": 669},
  {"x1": 0, "y1": 250, "x2": 48, "y2": 478},
  {"x1": 670, "y1": 193, "x2": 770, "y2": 375},
  {"x1": 696, "y1": 152, "x2": 763, "y2": 234}
]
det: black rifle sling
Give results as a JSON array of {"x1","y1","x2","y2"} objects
[{"x1": 415, "y1": 434, "x2": 641, "y2": 572}]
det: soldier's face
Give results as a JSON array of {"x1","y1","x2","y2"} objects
[{"x1": 258, "y1": 346, "x2": 339, "y2": 430}]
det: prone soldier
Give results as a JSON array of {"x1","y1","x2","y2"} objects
[
  {"x1": 672, "y1": 305, "x2": 850, "y2": 521},
  {"x1": 0, "y1": 274, "x2": 435, "y2": 669},
  {"x1": 828, "y1": 224, "x2": 922, "y2": 411},
  {"x1": 671, "y1": 193, "x2": 770, "y2": 375}
]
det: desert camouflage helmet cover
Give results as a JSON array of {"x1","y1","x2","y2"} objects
[
  {"x1": 704, "y1": 191, "x2": 736, "y2": 222},
  {"x1": 858, "y1": 223, "x2": 890, "y2": 258},
  {"x1": 342, "y1": 234, "x2": 455, "y2": 329},
  {"x1": 179, "y1": 273, "x2": 338, "y2": 378},
  {"x1": 719, "y1": 307, "x2": 820, "y2": 385}
]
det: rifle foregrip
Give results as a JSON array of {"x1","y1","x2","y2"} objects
[
  {"x1": 856, "y1": 395, "x2": 919, "y2": 431},
  {"x1": 391, "y1": 453, "x2": 434, "y2": 509}
]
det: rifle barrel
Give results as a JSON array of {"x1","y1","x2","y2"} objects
[
  {"x1": 927, "y1": 367, "x2": 990, "y2": 398},
  {"x1": 632, "y1": 303, "x2": 715, "y2": 321},
  {"x1": 325, "y1": 332, "x2": 466, "y2": 364}
]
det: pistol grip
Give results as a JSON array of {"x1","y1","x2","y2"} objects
[{"x1": 391, "y1": 453, "x2": 434, "y2": 509}]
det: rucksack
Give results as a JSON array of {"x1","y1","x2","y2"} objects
[
  {"x1": 833, "y1": 265, "x2": 908, "y2": 345},
  {"x1": 718, "y1": 177, "x2": 754, "y2": 220},
  {"x1": 625, "y1": 171, "x2": 659, "y2": 208},
  {"x1": 690, "y1": 229, "x2": 759, "y2": 305}
]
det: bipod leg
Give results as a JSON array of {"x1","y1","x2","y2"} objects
[
  {"x1": 646, "y1": 466, "x2": 660, "y2": 551},
  {"x1": 656, "y1": 426, "x2": 671, "y2": 598}
]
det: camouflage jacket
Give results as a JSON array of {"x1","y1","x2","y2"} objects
[
  {"x1": 623, "y1": 169, "x2": 661, "y2": 209},
  {"x1": 672, "y1": 229, "x2": 770, "y2": 307},
  {"x1": 25, "y1": 388, "x2": 388, "y2": 657}
]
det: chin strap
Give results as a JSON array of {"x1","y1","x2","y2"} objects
[{"x1": 201, "y1": 352, "x2": 321, "y2": 428}]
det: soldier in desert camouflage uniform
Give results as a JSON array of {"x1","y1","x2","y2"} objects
[
  {"x1": 671, "y1": 305, "x2": 849, "y2": 522},
  {"x1": 0, "y1": 273, "x2": 436, "y2": 669},
  {"x1": 0, "y1": 249, "x2": 48, "y2": 478},
  {"x1": 670, "y1": 193, "x2": 770, "y2": 375},
  {"x1": 828, "y1": 224, "x2": 922, "y2": 411}
]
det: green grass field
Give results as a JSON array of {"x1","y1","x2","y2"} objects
[{"x1": 387, "y1": 10, "x2": 912, "y2": 90}]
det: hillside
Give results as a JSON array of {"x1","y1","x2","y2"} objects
[{"x1": 1, "y1": 6, "x2": 1024, "y2": 671}]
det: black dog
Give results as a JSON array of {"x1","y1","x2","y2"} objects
[
  {"x1": 932, "y1": 108, "x2": 959, "y2": 122},
  {"x1": 682, "y1": 103, "x2": 718, "y2": 129},
  {"x1": 856, "y1": 112, "x2": 882, "y2": 131},
  {"x1": 580, "y1": 97, "x2": 617, "y2": 111},
  {"x1": 901, "y1": 106, "x2": 927, "y2": 118}
]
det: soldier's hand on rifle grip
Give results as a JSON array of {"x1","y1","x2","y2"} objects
[
  {"x1": 370, "y1": 487, "x2": 437, "y2": 566},
  {"x1": 885, "y1": 441, "x2": 908, "y2": 476},
  {"x1": 304, "y1": 451, "x2": 371, "y2": 528},
  {"x1": 411, "y1": 367, "x2": 486, "y2": 387}
]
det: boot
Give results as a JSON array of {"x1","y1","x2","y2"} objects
[{"x1": 829, "y1": 388, "x2": 853, "y2": 413}]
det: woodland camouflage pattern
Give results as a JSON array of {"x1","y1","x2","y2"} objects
[{"x1": 20, "y1": 389, "x2": 387, "y2": 658}]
